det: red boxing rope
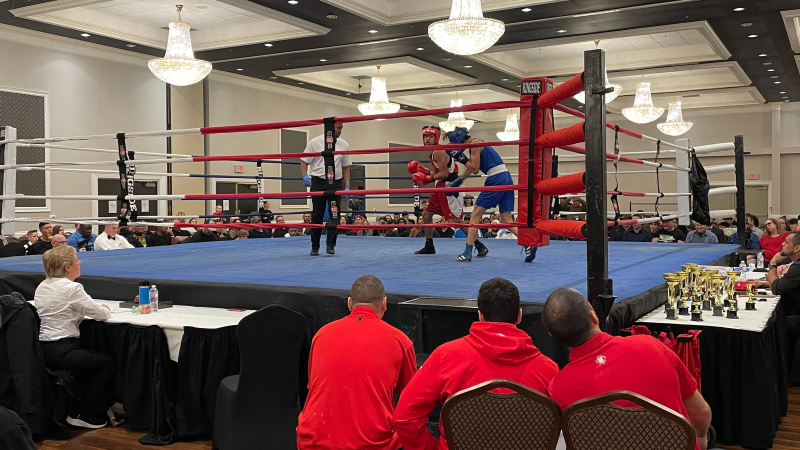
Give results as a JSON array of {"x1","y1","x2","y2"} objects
[
  {"x1": 199, "y1": 101, "x2": 529, "y2": 136},
  {"x1": 538, "y1": 122, "x2": 585, "y2": 148},
  {"x1": 176, "y1": 222, "x2": 519, "y2": 230},
  {"x1": 534, "y1": 220, "x2": 586, "y2": 240},
  {"x1": 537, "y1": 73, "x2": 584, "y2": 109},
  {"x1": 192, "y1": 141, "x2": 527, "y2": 162},
  {"x1": 536, "y1": 172, "x2": 586, "y2": 196},
  {"x1": 553, "y1": 104, "x2": 643, "y2": 140},
  {"x1": 182, "y1": 184, "x2": 524, "y2": 200},
  {"x1": 559, "y1": 144, "x2": 646, "y2": 165}
]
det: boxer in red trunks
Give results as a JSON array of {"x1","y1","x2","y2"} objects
[{"x1": 408, "y1": 126, "x2": 488, "y2": 256}]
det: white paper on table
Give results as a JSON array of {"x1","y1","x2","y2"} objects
[{"x1": 108, "y1": 200, "x2": 117, "y2": 213}]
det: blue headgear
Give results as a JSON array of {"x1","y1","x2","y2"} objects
[{"x1": 447, "y1": 127, "x2": 470, "y2": 144}]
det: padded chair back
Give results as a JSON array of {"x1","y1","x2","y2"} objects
[
  {"x1": 562, "y1": 390, "x2": 695, "y2": 450},
  {"x1": 441, "y1": 379, "x2": 561, "y2": 450},
  {"x1": 234, "y1": 304, "x2": 307, "y2": 449}
]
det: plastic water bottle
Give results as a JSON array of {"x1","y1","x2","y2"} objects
[
  {"x1": 739, "y1": 261, "x2": 746, "y2": 272},
  {"x1": 149, "y1": 285, "x2": 159, "y2": 313},
  {"x1": 757, "y1": 252, "x2": 764, "y2": 269}
]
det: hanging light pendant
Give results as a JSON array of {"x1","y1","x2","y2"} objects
[
  {"x1": 357, "y1": 65, "x2": 400, "y2": 116},
  {"x1": 428, "y1": 0, "x2": 505, "y2": 55},
  {"x1": 621, "y1": 81, "x2": 664, "y2": 124},
  {"x1": 574, "y1": 40, "x2": 621, "y2": 104},
  {"x1": 496, "y1": 113, "x2": 519, "y2": 141},
  {"x1": 657, "y1": 100, "x2": 693, "y2": 136},
  {"x1": 439, "y1": 97, "x2": 475, "y2": 132},
  {"x1": 148, "y1": 5, "x2": 212, "y2": 86}
]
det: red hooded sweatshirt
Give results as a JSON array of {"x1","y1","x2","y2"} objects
[{"x1": 393, "y1": 321, "x2": 559, "y2": 450}]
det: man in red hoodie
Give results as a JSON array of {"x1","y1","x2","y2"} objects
[
  {"x1": 393, "y1": 278, "x2": 559, "y2": 450},
  {"x1": 296, "y1": 275, "x2": 417, "y2": 450},
  {"x1": 543, "y1": 288, "x2": 711, "y2": 450}
]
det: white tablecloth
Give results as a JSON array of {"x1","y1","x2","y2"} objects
[
  {"x1": 93, "y1": 300, "x2": 254, "y2": 361},
  {"x1": 638, "y1": 269, "x2": 778, "y2": 333}
]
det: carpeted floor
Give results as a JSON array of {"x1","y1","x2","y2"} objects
[{"x1": 2, "y1": 237, "x2": 735, "y2": 303}]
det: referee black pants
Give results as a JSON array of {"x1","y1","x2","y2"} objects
[
  {"x1": 40, "y1": 338, "x2": 115, "y2": 416},
  {"x1": 310, "y1": 177, "x2": 342, "y2": 250}
]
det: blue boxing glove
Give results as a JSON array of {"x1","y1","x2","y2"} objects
[
  {"x1": 303, "y1": 173, "x2": 312, "y2": 188},
  {"x1": 450, "y1": 149, "x2": 469, "y2": 165},
  {"x1": 445, "y1": 177, "x2": 464, "y2": 197},
  {"x1": 448, "y1": 127, "x2": 470, "y2": 144},
  {"x1": 343, "y1": 186, "x2": 350, "y2": 201}
]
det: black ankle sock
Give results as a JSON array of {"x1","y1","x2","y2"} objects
[{"x1": 426, "y1": 238, "x2": 433, "y2": 246}]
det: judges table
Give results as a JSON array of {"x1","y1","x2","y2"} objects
[
  {"x1": 79, "y1": 301, "x2": 253, "y2": 445},
  {"x1": 636, "y1": 270, "x2": 788, "y2": 449}
]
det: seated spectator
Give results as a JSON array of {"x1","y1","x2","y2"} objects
[
  {"x1": 22, "y1": 230, "x2": 38, "y2": 248},
  {"x1": 778, "y1": 217, "x2": 788, "y2": 232},
  {"x1": 722, "y1": 217, "x2": 737, "y2": 237},
  {"x1": 395, "y1": 218, "x2": 411, "y2": 237},
  {"x1": 234, "y1": 229, "x2": 248, "y2": 240},
  {"x1": 726, "y1": 225, "x2": 761, "y2": 250},
  {"x1": 337, "y1": 216, "x2": 350, "y2": 236},
  {"x1": 437, "y1": 220, "x2": 455, "y2": 238},
  {"x1": 49, "y1": 234, "x2": 67, "y2": 250},
  {"x1": 479, "y1": 217, "x2": 495, "y2": 239},
  {"x1": 394, "y1": 278, "x2": 558, "y2": 450},
  {"x1": 543, "y1": 288, "x2": 711, "y2": 450},
  {"x1": 300, "y1": 213, "x2": 313, "y2": 235},
  {"x1": 34, "y1": 246, "x2": 115, "y2": 428},
  {"x1": 171, "y1": 216, "x2": 192, "y2": 243},
  {"x1": 685, "y1": 222, "x2": 718, "y2": 243},
  {"x1": 126, "y1": 225, "x2": 149, "y2": 248},
  {"x1": 708, "y1": 219, "x2": 725, "y2": 243},
  {"x1": 790, "y1": 218, "x2": 798, "y2": 232},
  {"x1": 297, "y1": 275, "x2": 416, "y2": 450},
  {"x1": 212, "y1": 204, "x2": 225, "y2": 222},
  {"x1": 94, "y1": 223, "x2": 134, "y2": 251},
  {"x1": 496, "y1": 220, "x2": 516, "y2": 239},
  {"x1": 621, "y1": 215, "x2": 653, "y2": 242},
  {"x1": 147, "y1": 222, "x2": 175, "y2": 247},
  {"x1": 52, "y1": 225, "x2": 65, "y2": 236},
  {"x1": 747, "y1": 213, "x2": 763, "y2": 238},
  {"x1": 261, "y1": 201, "x2": 275, "y2": 223},
  {"x1": 273, "y1": 215, "x2": 288, "y2": 238},
  {"x1": 560, "y1": 196, "x2": 587, "y2": 220},
  {"x1": 66, "y1": 224, "x2": 96, "y2": 252},
  {"x1": 27, "y1": 222, "x2": 54, "y2": 255},
  {"x1": 765, "y1": 233, "x2": 800, "y2": 365},
  {"x1": 185, "y1": 218, "x2": 198, "y2": 234},
  {"x1": 651, "y1": 218, "x2": 686, "y2": 243},
  {"x1": 453, "y1": 226, "x2": 482, "y2": 239},
  {"x1": 648, "y1": 221, "x2": 661, "y2": 236},
  {"x1": 187, "y1": 226, "x2": 219, "y2": 243},
  {"x1": 609, "y1": 219, "x2": 631, "y2": 241},
  {"x1": 286, "y1": 228, "x2": 301, "y2": 237},
  {"x1": 760, "y1": 218, "x2": 790, "y2": 261},
  {"x1": 248, "y1": 216, "x2": 272, "y2": 239},
  {"x1": 213, "y1": 219, "x2": 232, "y2": 240}
]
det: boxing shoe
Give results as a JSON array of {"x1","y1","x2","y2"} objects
[
  {"x1": 310, "y1": 248, "x2": 320, "y2": 256},
  {"x1": 474, "y1": 241, "x2": 489, "y2": 258},
  {"x1": 327, "y1": 246, "x2": 335, "y2": 255},
  {"x1": 457, "y1": 246, "x2": 472, "y2": 263},
  {"x1": 415, "y1": 243, "x2": 436, "y2": 254},
  {"x1": 524, "y1": 246, "x2": 537, "y2": 263}
]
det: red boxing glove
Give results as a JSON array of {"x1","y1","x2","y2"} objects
[
  {"x1": 412, "y1": 172, "x2": 433, "y2": 186},
  {"x1": 407, "y1": 160, "x2": 430, "y2": 175}
]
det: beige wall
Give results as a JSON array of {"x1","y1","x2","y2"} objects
[{"x1": 169, "y1": 83, "x2": 205, "y2": 216}]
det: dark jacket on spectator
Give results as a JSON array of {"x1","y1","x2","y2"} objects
[{"x1": 26, "y1": 240, "x2": 52, "y2": 255}]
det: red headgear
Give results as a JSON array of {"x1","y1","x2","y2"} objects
[{"x1": 422, "y1": 126, "x2": 441, "y2": 145}]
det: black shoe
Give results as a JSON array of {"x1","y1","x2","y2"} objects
[
  {"x1": 415, "y1": 244, "x2": 436, "y2": 254},
  {"x1": 326, "y1": 246, "x2": 335, "y2": 255},
  {"x1": 475, "y1": 241, "x2": 489, "y2": 258},
  {"x1": 310, "y1": 249, "x2": 319, "y2": 256},
  {"x1": 67, "y1": 413, "x2": 107, "y2": 429}
]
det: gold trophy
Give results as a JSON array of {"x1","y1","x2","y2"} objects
[
  {"x1": 712, "y1": 274, "x2": 726, "y2": 317},
  {"x1": 677, "y1": 272, "x2": 690, "y2": 316},
  {"x1": 726, "y1": 270, "x2": 739, "y2": 319},
  {"x1": 745, "y1": 283, "x2": 757, "y2": 311},
  {"x1": 663, "y1": 273, "x2": 679, "y2": 320},
  {"x1": 701, "y1": 270, "x2": 716, "y2": 311},
  {"x1": 690, "y1": 271, "x2": 704, "y2": 322}
]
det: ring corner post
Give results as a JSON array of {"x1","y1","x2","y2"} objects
[
  {"x1": 584, "y1": 49, "x2": 614, "y2": 330},
  {"x1": 734, "y1": 135, "x2": 746, "y2": 247},
  {"x1": 675, "y1": 138, "x2": 690, "y2": 226},
  {"x1": 0, "y1": 126, "x2": 17, "y2": 236}
]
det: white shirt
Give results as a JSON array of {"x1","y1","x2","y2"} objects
[
  {"x1": 94, "y1": 232, "x2": 135, "y2": 251},
  {"x1": 301, "y1": 134, "x2": 351, "y2": 180},
  {"x1": 34, "y1": 277, "x2": 111, "y2": 341}
]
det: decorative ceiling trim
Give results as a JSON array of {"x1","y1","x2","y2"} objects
[
  {"x1": 551, "y1": 61, "x2": 752, "y2": 90},
  {"x1": 391, "y1": 83, "x2": 519, "y2": 99},
  {"x1": 781, "y1": 9, "x2": 800, "y2": 54},
  {"x1": 319, "y1": 0, "x2": 564, "y2": 26},
  {"x1": 627, "y1": 86, "x2": 766, "y2": 109}
]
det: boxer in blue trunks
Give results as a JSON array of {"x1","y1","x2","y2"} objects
[{"x1": 445, "y1": 127, "x2": 536, "y2": 263}]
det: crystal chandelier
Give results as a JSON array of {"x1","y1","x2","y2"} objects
[
  {"x1": 496, "y1": 113, "x2": 519, "y2": 141},
  {"x1": 358, "y1": 66, "x2": 400, "y2": 116},
  {"x1": 657, "y1": 100, "x2": 693, "y2": 136},
  {"x1": 428, "y1": 0, "x2": 505, "y2": 55},
  {"x1": 574, "y1": 40, "x2": 621, "y2": 104},
  {"x1": 621, "y1": 81, "x2": 664, "y2": 124},
  {"x1": 439, "y1": 97, "x2": 475, "y2": 132},
  {"x1": 148, "y1": 5, "x2": 212, "y2": 86}
]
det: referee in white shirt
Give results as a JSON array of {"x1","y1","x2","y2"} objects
[
  {"x1": 94, "y1": 222, "x2": 135, "y2": 251},
  {"x1": 301, "y1": 123, "x2": 351, "y2": 256}
]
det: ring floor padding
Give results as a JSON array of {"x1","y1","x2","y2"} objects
[{"x1": 0, "y1": 237, "x2": 736, "y2": 304}]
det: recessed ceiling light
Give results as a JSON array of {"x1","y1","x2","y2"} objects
[
  {"x1": 416, "y1": 47, "x2": 424, "y2": 51},
  {"x1": 780, "y1": 91, "x2": 786, "y2": 94},
  {"x1": 320, "y1": 59, "x2": 327, "y2": 62},
  {"x1": 785, "y1": 100, "x2": 790, "y2": 103},
  {"x1": 265, "y1": 43, "x2": 273, "y2": 47},
  {"x1": 521, "y1": 8, "x2": 532, "y2": 12},
  {"x1": 759, "y1": 53, "x2": 767, "y2": 57},
  {"x1": 734, "y1": 7, "x2": 745, "y2": 12},
  {"x1": 126, "y1": 44, "x2": 136, "y2": 48},
  {"x1": 557, "y1": 30, "x2": 567, "y2": 33},
  {"x1": 236, "y1": 68, "x2": 243, "y2": 71},
  {"x1": 501, "y1": 78, "x2": 509, "y2": 81},
  {"x1": 443, "y1": 58, "x2": 451, "y2": 61},
  {"x1": 771, "y1": 75, "x2": 779, "y2": 79},
  {"x1": 464, "y1": 65, "x2": 472, "y2": 68},
  {"x1": 578, "y1": 105, "x2": 583, "y2": 109},
  {"x1": 288, "y1": 0, "x2": 298, "y2": 4},
  {"x1": 767, "y1": 69, "x2": 775, "y2": 72},
  {"x1": 326, "y1": 14, "x2": 338, "y2": 19},
  {"x1": 368, "y1": 30, "x2": 378, "y2": 34},
  {"x1": 80, "y1": 33, "x2": 90, "y2": 37},
  {"x1": 763, "y1": 62, "x2": 772, "y2": 65},
  {"x1": 782, "y1": 96, "x2": 789, "y2": 99},
  {"x1": 346, "y1": 93, "x2": 351, "y2": 96},
  {"x1": 270, "y1": 76, "x2": 277, "y2": 79},
  {"x1": 298, "y1": 82, "x2": 305, "y2": 85},
  {"x1": 748, "y1": 34, "x2": 758, "y2": 38},
  {"x1": 774, "y1": 81, "x2": 781, "y2": 84},
  {"x1": 741, "y1": 23, "x2": 752, "y2": 27}
]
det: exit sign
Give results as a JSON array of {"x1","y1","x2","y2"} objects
[
  {"x1": 748, "y1": 173, "x2": 759, "y2": 180},
  {"x1": 234, "y1": 165, "x2": 245, "y2": 173}
]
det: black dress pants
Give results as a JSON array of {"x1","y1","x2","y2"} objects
[
  {"x1": 310, "y1": 177, "x2": 342, "y2": 250},
  {"x1": 40, "y1": 338, "x2": 115, "y2": 416}
]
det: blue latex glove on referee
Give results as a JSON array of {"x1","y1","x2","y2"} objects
[
  {"x1": 445, "y1": 177, "x2": 463, "y2": 197},
  {"x1": 303, "y1": 173, "x2": 312, "y2": 188},
  {"x1": 343, "y1": 186, "x2": 350, "y2": 200}
]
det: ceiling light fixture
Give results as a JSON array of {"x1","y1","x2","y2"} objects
[
  {"x1": 326, "y1": 14, "x2": 338, "y2": 19},
  {"x1": 496, "y1": 113, "x2": 519, "y2": 141},
  {"x1": 298, "y1": 82, "x2": 305, "y2": 85},
  {"x1": 521, "y1": 8, "x2": 532, "y2": 12},
  {"x1": 265, "y1": 43, "x2": 273, "y2": 47},
  {"x1": 126, "y1": 44, "x2": 136, "y2": 48},
  {"x1": 148, "y1": 5, "x2": 212, "y2": 86},
  {"x1": 740, "y1": 23, "x2": 752, "y2": 27},
  {"x1": 358, "y1": 65, "x2": 400, "y2": 116},
  {"x1": 775, "y1": 81, "x2": 781, "y2": 84},
  {"x1": 657, "y1": 100, "x2": 692, "y2": 136},
  {"x1": 622, "y1": 81, "x2": 664, "y2": 124},
  {"x1": 464, "y1": 65, "x2": 473, "y2": 68},
  {"x1": 368, "y1": 30, "x2": 378, "y2": 34},
  {"x1": 288, "y1": 0, "x2": 298, "y2": 4},
  {"x1": 501, "y1": 78, "x2": 509, "y2": 81},
  {"x1": 81, "y1": 33, "x2": 90, "y2": 37},
  {"x1": 785, "y1": 100, "x2": 790, "y2": 103},
  {"x1": 574, "y1": 41, "x2": 621, "y2": 104},
  {"x1": 748, "y1": 34, "x2": 758, "y2": 38},
  {"x1": 759, "y1": 53, "x2": 767, "y2": 57},
  {"x1": 428, "y1": 0, "x2": 505, "y2": 55},
  {"x1": 763, "y1": 62, "x2": 772, "y2": 65},
  {"x1": 734, "y1": 7, "x2": 745, "y2": 12},
  {"x1": 557, "y1": 29, "x2": 567, "y2": 33},
  {"x1": 771, "y1": 76, "x2": 779, "y2": 79},
  {"x1": 767, "y1": 69, "x2": 775, "y2": 72},
  {"x1": 270, "y1": 76, "x2": 277, "y2": 79},
  {"x1": 320, "y1": 59, "x2": 327, "y2": 62},
  {"x1": 439, "y1": 96, "x2": 475, "y2": 132},
  {"x1": 236, "y1": 68, "x2": 243, "y2": 71},
  {"x1": 416, "y1": 47, "x2": 424, "y2": 51},
  {"x1": 783, "y1": 96, "x2": 789, "y2": 99},
  {"x1": 780, "y1": 91, "x2": 786, "y2": 94}
]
